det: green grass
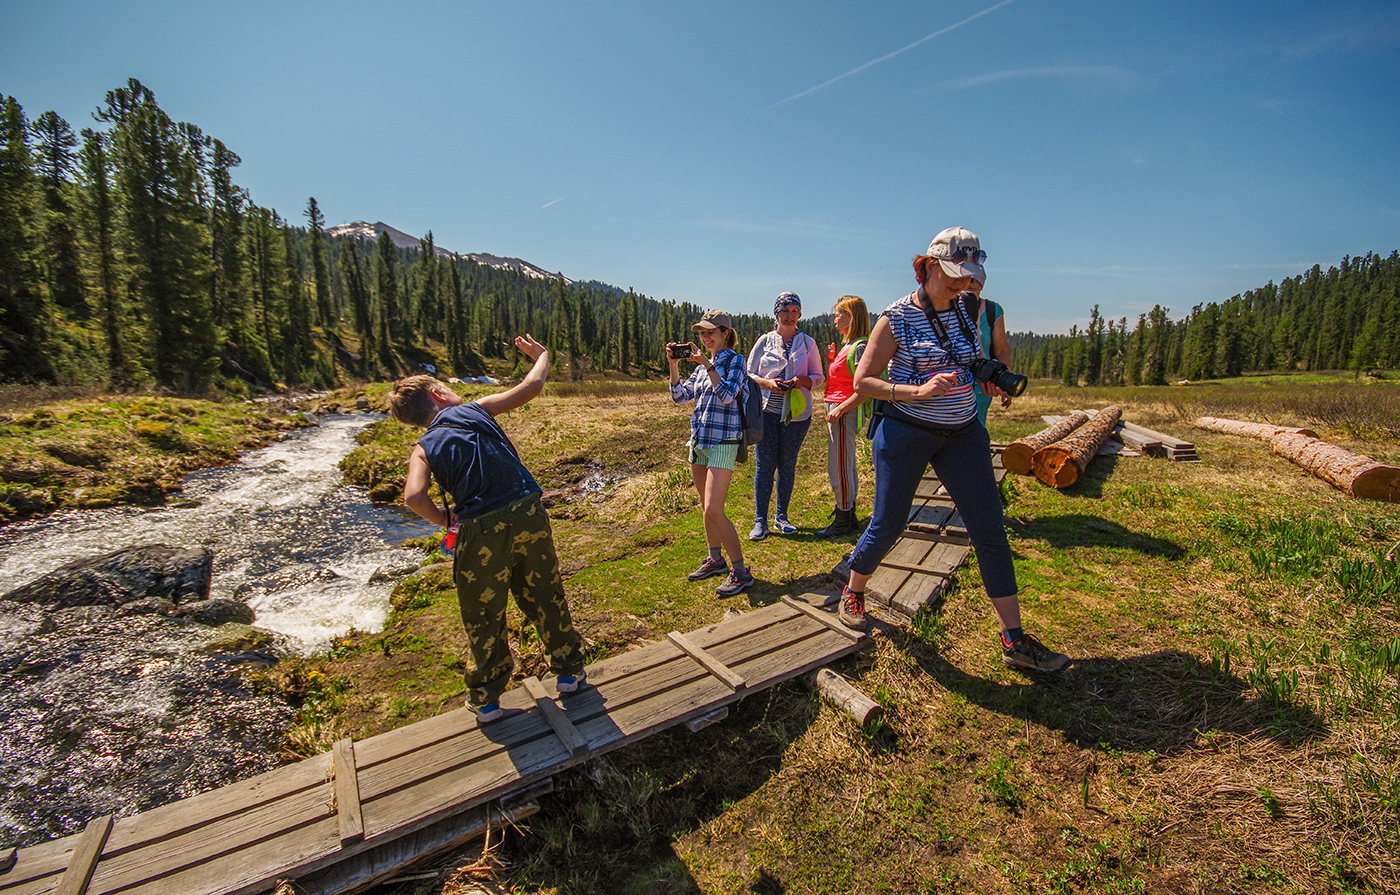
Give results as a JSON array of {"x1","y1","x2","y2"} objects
[{"x1": 258, "y1": 380, "x2": 1400, "y2": 894}]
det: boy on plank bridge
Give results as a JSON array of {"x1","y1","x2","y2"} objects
[{"x1": 389, "y1": 334, "x2": 586, "y2": 723}]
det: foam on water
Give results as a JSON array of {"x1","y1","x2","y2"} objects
[{"x1": 0, "y1": 413, "x2": 435, "y2": 653}]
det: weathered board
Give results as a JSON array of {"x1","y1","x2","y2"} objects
[
  {"x1": 829, "y1": 451, "x2": 1006, "y2": 619},
  {"x1": 1, "y1": 594, "x2": 869, "y2": 895}
]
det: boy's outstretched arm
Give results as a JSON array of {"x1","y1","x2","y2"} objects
[
  {"x1": 403, "y1": 445, "x2": 449, "y2": 526},
  {"x1": 477, "y1": 334, "x2": 550, "y2": 417}
]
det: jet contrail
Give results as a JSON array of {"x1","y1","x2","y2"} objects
[
  {"x1": 771, "y1": 0, "x2": 1020, "y2": 108},
  {"x1": 542, "y1": 197, "x2": 563, "y2": 208}
]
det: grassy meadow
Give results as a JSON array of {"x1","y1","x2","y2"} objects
[{"x1": 274, "y1": 374, "x2": 1398, "y2": 895}]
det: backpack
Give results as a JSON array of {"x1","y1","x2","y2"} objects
[
  {"x1": 843, "y1": 338, "x2": 870, "y2": 434},
  {"x1": 737, "y1": 377, "x2": 765, "y2": 447}
]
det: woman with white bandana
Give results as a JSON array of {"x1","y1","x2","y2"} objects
[{"x1": 745, "y1": 292, "x2": 824, "y2": 539}]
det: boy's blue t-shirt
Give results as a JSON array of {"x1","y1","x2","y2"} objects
[{"x1": 418, "y1": 402, "x2": 539, "y2": 519}]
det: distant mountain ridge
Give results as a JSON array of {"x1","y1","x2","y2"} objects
[{"x1": 324, "y1": 221, "x2": 571, "y2": 285}]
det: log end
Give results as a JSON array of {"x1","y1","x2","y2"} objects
[
  {"x1": 1352, "y1": 466, "x2": 1400, "y2": 503},
  {"x1": 1003, "y1": 443, "x2": 1034, "y2": 475}
]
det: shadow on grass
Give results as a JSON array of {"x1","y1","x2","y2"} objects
[
  {"x1": 504, "y1": 684, "x2": 821, "y2": 894},
  {"x1": 1009, "y1": 513, "x2": 1186, "y2": 559},
  {"x1": 907, "y1": 642, "x2": 1326, "y2": 752},
  {"x1": 741, "y1": 572, "x2": 844, "y2": 609}
]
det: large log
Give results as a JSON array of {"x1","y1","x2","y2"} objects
[
  {"x1": 1031, "y1": 406, "x2": 1122, "y2": 488},
  {"x1": 1194, "y1": 416, "x2": 1319, "y2": 441},
  {"x1": 1268, "y1": 433, "x2": 1400, "y2": 503},
  {"x1": 1003, "y1": 411, "x2": 1090, "y2": 475}
]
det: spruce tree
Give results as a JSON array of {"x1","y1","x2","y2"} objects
[
  {"x1": 0, "y1": 95, "x2": 56, "y2": 382},
  {"x1": 104, "y1": 82, "x2": 217, "y2": 391},
  {"x1": 373, "y1": 232, "x2": 397, "y2": 371},
  {"x1": 30, "y1": 110, "x2": 88, "y2": 320},
  {"x1": 305, "y1": 197, "x2": 333, "y2": 327},
  {"x1": 76, "y1": 127, "x2": 141, "y2": 384}
]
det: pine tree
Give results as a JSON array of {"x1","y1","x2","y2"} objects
[
  {"x1": 208, "y1": 140, "x2": 244, "y2": 335},
  {"x1": 0, "y1": 95, "x2": 56, "y2": 382},
  {"x1": 1083, "y1": 305, "x2": 1103, "y2": 385},
  {"x1": 373, "y1": 232, "x2": 397, "y2": 371},
  {"x1": 76, "y1": 127, "x2": 141, "y2": 384},
  {"x1": 1143, "y1": 305, "x2": 1170, "y2": 385},
  {"x1": 305, "y1": 197, "x2": 333, "y2": 327},
  {"x1": 283, "y1": 225, "x2": 313, "y2": 382},
  {"x1": 339, "y1": 240, "x2": 374, "y2": 377},
  {"x1": 30, "y1": 110, "x2": 88, "y2": 320},
  {"x1": 102, "y1": 81, "x2": 217, "y2": 391}
]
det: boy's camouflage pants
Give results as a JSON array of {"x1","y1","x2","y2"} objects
[{"x1": 453, "y1": 493, "x2": 585, "y2": 706}]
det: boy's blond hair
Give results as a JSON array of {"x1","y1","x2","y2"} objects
[{"x1": 388, "y1": 374, "x2": 444, "y2": 427}]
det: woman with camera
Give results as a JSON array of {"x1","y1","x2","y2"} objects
[
  {"x1": 840, "y1": 227, "x2": 1069, "y2": 673},
  {"x1": 745, "y1": 293, "x2": 825, "y2": 539},
  {"x1": 668, "y1": 310, "x2": 754, "y2": 597}
]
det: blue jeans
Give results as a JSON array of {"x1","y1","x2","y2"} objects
[
  {"x1": 849, "y1": 415, "x2": 1017, "y2": 600},
  {"x1": 753, "y1": 411, "x2": 811, "y2": 521}
]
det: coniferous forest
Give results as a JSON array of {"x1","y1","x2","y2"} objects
[{"x1": 2, "y1": 80, "x2": 1397, "y2": 395}]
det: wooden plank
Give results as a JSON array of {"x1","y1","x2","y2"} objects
[
  {"x1": 876, "y1": 560, "x2": 954, "y2": 577},
  {"x1": 685, "y1": 707, "x2": 730, "y2": 732},
  {"x1": 667, "y1": 631, "x2": 746, "y2": 691},
  {"x1": 332, "y1": 738, "x2": 365, "y2": 845},
  {"x1": 54, "y1": 815, "x2": 112, "y2": 895},
  {"x1": 17, "y1": 599, "x2": 869, "y2": 895},
  {"x1": 779, "y1": 595, "x2": 865, "y2": 642},
  {"x1": 522, "y1": 677, "x2": 589, "y2": 757},
  {"x1": 289, "y1": 784, "x2": 549, "y2": 895},
  {"x1": 74, "y1": 784, "x2": 335, "y2": 895}
]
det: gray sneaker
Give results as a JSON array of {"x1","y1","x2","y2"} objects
[
  {"x1": 1002, "y1": 633, "x2": 1071, "y2": 673},
  {"x1": 716, "y1": 568, "x2": 754, "y2": 597},
  {"x1": 838, "y1": 587, "x2": 868, "y2": 630},
  {"x1": 773, "y1": 517, "x2": 798, "y2": 536},
  {"x1": 749, "y1": 519, "x2": 769, "y2": 541},
  {"x1": 687, "y1": 556, "x2": 729, "y2": 581}
]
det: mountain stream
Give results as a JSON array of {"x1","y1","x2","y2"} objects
[{"x1": 0, "y1": 412, "x2": 435, "y2": 848}]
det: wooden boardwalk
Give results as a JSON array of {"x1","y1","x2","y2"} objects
[
  {"x1": 832, "y1": 448, "x2": 1006, "y2": 618},
  {"x1": 1, "y1": 593, "x2": 870, "y2": 895}
]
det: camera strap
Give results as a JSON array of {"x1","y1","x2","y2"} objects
[{"x1": 916, "y1": 291, "x2": 979, "y2": 364}]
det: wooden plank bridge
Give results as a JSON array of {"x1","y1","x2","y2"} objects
[
  {"x1": 1, "y1": 593, "x2": 870, "y2": 895},
  {"x1": 832, "y1": 447, "x2": 1007, "y2": 619}
]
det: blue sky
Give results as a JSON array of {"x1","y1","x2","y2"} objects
[{"x1": 4, "y1": 0, "x2": 1398, "y2": 333}]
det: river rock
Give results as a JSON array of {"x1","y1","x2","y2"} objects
[
  {"x1": 1, "y1": 544, "x2": 213, "y2": 609},
  {"x1": 176, "y1": 598, "x2": 255, "y2": 627},
  {"x1": 117, "y1": 597, "x2": 177, "y2": 617}
]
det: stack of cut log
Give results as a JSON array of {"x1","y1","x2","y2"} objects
[
  {"x1": 1004, "y1": 406, "x2": 1122, "y2": 488},
  {"x1": 1195, "y1": 416, "x2": 1400, "y2": 503}
]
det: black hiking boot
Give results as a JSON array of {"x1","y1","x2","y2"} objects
[{"x1": 815, "y1": 507, "x2": 856, "y2": 538}]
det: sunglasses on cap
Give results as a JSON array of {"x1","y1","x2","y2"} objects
[{"x1": 947, "y1": 247, "x2": 987, "y2": 265}]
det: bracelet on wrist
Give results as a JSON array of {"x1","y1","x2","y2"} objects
[{"x1": 890, "y1": 382, "x2": 896, "y2": 402}]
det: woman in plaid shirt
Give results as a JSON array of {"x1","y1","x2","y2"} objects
[{"x1": 668, "y1": 310, "x2": 754, "y2": 597}]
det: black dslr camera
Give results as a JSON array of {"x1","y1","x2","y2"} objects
[{"x1": 969, "y1": 357, "x2": 1028, "y2": 397}]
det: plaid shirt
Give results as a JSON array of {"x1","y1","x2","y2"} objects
[{"x1": 670, "y1": 348, "x2": 746, "y2": 448}]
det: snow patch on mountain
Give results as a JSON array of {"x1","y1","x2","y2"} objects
[{"x1": 325, "y1": 221, "x2": 570, "y2": 284}]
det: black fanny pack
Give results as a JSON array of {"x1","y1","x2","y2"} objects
[{"x1": 868, "y1": 399, "x2": 975, "y2": 439}]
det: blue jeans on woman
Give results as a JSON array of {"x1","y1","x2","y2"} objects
[
  {"x1": 848, "y1": 415, "x2": 1017, "y2": 600},
  {"x1": 754, "y1": 411, "x2": 811, "y2": 523}
]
